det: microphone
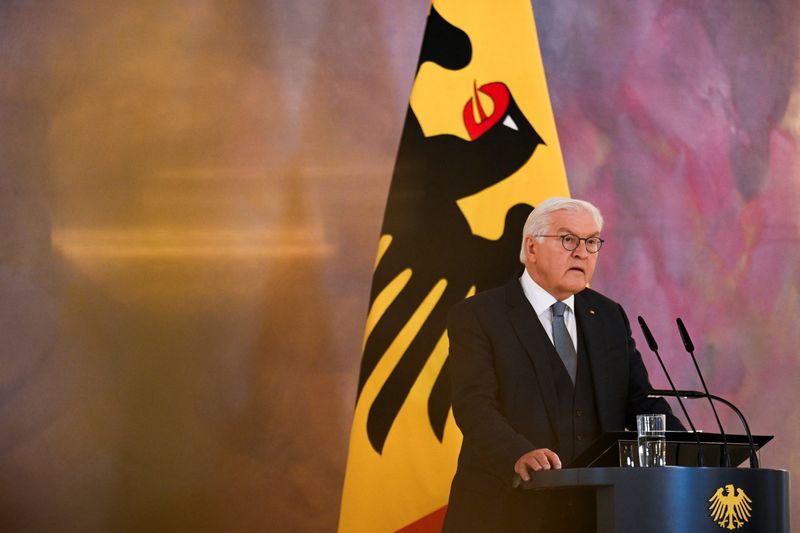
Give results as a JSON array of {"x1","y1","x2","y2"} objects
[
  {"x1": 637, "y1": 316, "x2": 705, "y2": 466},
  {"x1": 650, "y1": 389, "x2": 760, "y2": 468},
  {"x1": 676, "y1": 318, "x2": 731, "y2": 467}
]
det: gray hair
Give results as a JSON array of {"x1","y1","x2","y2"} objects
[{"x1": 518, "y1": 197, "x2": 604, "y2": 263}]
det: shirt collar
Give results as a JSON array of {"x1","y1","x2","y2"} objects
[{"x1": 520, "y1": 269, "x2": 575, "y2": 318}]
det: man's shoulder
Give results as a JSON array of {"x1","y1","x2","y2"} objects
[
  {"x1": 448, "y1": 280, "x2": 516, "y2": 323},
  {"x1": 460, "y1": 281, "x2": 515, "y2": 309},
  {"x1": 577, "y1": 286, "x2": 619, "y2": 308},
  {"x1": 577, "y1": 287, "x2": 633, "y2": 325}
]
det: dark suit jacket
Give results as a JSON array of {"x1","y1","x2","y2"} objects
[{"x1": 442, "y1": 278, "x2": 681, "y2": 532}]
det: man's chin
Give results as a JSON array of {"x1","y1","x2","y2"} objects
[
  {"x1": 562, "y1": 275, "x2": 589, "y2": 294},
  {"x1": 566, "y1": 269, "x2": 587, "y2": 280}
]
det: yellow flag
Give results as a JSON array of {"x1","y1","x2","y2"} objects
[{"x1": 340, "y1": 1, "x2": 569, "y2": 530}]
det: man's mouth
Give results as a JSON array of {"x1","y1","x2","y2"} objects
[{"x1": 567, "y1": 266, "x2": 585, "y2": 274}]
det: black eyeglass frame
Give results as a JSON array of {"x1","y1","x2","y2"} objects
[{"x1": 533, "y1": 234, "x2": 605, "y2": 253}]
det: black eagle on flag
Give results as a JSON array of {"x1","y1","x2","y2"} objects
[{"x1": 358, "y1": 6, "x2": 545, "y2": 454}]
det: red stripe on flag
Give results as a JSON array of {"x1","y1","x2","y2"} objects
[{"x1": 396, "y1": 505, "x2": 447, "y2": 532}]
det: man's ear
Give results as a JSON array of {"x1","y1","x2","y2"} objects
[{"x1": 524, "y1": 235, "x2": 536, "y2": 261}]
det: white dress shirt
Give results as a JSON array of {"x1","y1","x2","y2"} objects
[{"x1": 519, "y1": 269, "x2": 578, "y2": 353}]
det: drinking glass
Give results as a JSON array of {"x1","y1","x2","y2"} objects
[{"x1": 637, "y1": 414, "x2": 666, "y2": 467}]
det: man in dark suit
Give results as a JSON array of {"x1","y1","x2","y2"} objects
[{"x1": 442, "y1": 197, "x2": 682, "y2": 532}]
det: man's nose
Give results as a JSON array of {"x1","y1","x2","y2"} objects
[{"x1": 571, "y1": 242, "x2": 590, "y2": 257}]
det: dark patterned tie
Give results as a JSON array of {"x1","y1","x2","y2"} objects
[{"x1": 551, "y1": 301, "x2": 577, "y2": 384}]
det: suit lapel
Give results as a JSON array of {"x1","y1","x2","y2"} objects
[
  {"x1": 575, "y1": 292, "x2": 613, "y2": 431},
  {"x1": 506, "y1": 280, "x2": 560, "y2": 437}
]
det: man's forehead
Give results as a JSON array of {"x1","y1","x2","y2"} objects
[
  {"x1": 548, "y1": 210, "x2": 600, "y2": 234},
  {"x1": 552, "y1": 225, "x2": 601, "y2": 236}
]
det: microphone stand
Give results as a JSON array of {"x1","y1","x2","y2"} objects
[
  {"x1": 650, "y1": 389, "x2": 759, "y2": 468},
  {"x1": 676, "y1": 318, "x2": 731, "y2": 467},
  {"x1": 637, "y1": 316, "x2": 704, "y2": 466}
]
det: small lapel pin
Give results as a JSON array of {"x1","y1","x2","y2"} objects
[{"x1": 589, "y1": 309, "x2": 596, "y2": 315}]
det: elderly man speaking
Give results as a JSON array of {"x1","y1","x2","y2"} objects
[{"x1": 442, "y1": 197, "x2": 682, "y2": 532}]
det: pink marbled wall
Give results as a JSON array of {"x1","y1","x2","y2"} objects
[{"x1": 537, "y1": 0, "x2": 800, "y2": 519}]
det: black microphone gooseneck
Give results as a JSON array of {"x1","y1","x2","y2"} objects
[
  {"x1": 676, "y1": 318, "x2": 731, "y2": 467},
  {"x1": 637, "y1": 316, "x2": 705, "y2": 466},
  {"x1": 649, "y1": 389, "x2": 759, "y2": 468}
]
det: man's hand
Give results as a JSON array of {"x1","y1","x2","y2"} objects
[{"x1": 514, "y1": 448, "x2": 562, "y2": 481}]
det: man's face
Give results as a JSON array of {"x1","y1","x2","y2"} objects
[{"x1": 523, "y1": 209, "x2": 600, "y2": 301}]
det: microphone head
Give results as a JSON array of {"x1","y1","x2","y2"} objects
[
  {"x1": 676, "y1": 318, "x2": 695, "y2": 352},
  {"x1": 637, "y1": 315, "x2": 659, "y2": 351}
]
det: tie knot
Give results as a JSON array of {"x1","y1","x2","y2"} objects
[{"x1": 552, "y1": 301, "x2": 567, "y2": 318}]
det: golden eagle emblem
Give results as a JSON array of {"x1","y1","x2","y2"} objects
[{"x1": 708, "y1": 484, "x2": 753, "y2": 529}]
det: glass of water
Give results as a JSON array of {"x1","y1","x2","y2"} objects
[{"x1": 637, "y1": 414, "x2": 666, "y2": 467}]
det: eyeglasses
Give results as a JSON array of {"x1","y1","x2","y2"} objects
[{"x1": 534, "y1": 234, "x2": 604, "y2": 253}]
